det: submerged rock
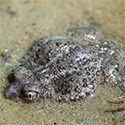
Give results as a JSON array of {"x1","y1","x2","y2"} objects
[{"x1": 5, "y1": 25, "x2": 125, "y2": 103}]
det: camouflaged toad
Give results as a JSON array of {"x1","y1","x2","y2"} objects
[{"x1": 5, "y1": 25, "x2": 125, "y2": 102}]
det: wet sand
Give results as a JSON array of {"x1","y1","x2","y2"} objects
[{"x1": 0, "y1": 0, "x2": 125, "y2": 125}]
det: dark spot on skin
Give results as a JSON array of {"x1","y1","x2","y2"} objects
[
  {"x1": 70, "y1": 52, "x2": 74, "y2": 56},
  {"x1": 90, "y1": 66, "x2": 95, "y2": 72},
  {"x1": 86, "y1": 71, "x2": 90, "y2": 76},
  {"x1": 70, "y1": 78, "x2": 75, "y2": 82},
  {"x1": 82, "y1": 58, "x2": 87, "y2": 65},
  {"x1": 65, "y1": 72, "x2": 72, "y2": 77},
  {"x1": 75, "y1": 86, "x2": 81, "y2": 93},
  {"x1": 82, "y1": 78, "x2": 87, "y2": 82},
  {"x1": 56, "y1": 59, "x2": 61, "y2": 64},
  {"x1": 83, "y1": 83, "x2": 88, "y2": 87},
  {"x1": 74, "y1": 46, "x2": 80, "y2": 51},
  {"x1": 66, "y1": 53, "x2": 71, "y2": 57},
  {"x1": 55, "y1": 42, "x2": 61, "y2": 47},
  {"x1": 86, "y1": 59, "x2": 90, "y2": 65},
  {"x1": 85, "y1": 67, "x2": 90, "y2": 71},
  {"x1": 69, "y1": 63, "x2": 73, "y2": 67},
  {"x1": 74, "y1": 67, "x2": 78, "y2": 70},
  {"x1": 77, "y1": 60, "x2": 82, "y2": 66},
  {"x1": 58, "y1": 65, "x2": 65, "y2": 72},
  {"x1": 62, "y1": 57, "x2": 67, "y2": 61},
  {"x1": 63, "y1": 43, "x2": 67, "y2": 46},
  {"x1": 77, "y1": 72, "x2": 82, "y2": 76},
  {"x1": 96, "y1": 71, "x2": 100, "y2": 75}
]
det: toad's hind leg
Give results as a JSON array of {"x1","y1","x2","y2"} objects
[
  {"x1": 66, "y1": 25, "x2": 104, "y2": 43},
  {"x1": 98, "y1": 39, "x2": 123, "y2": 55},
  {"x1": 56, "y1": 82, "x2": 95, "y2": 102}
]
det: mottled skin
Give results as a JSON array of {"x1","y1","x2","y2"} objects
[{"x1": 5, "y1": 25, "x2": 125, "y2": 102}]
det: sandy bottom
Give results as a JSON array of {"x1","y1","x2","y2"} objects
[{"x1": 0, "y1": 0, "x2": 125, "y2": 125}]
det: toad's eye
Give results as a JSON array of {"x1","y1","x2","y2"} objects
[
  {"x1": 22, "y1": 83, "x2": 40, "y2": 102},
  {"x1": 24, "y1": 91, "x2": 39, "y2": 102}
]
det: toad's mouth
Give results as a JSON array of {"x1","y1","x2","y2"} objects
[
  {"x1": 5, "y1": 85, "x2": 19, "y2": 101},
  {"x1": 5, "y1": 83, "x2": 40, "y2": 102}
]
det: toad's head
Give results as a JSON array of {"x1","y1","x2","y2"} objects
[{"x1": 5, "y1": 66, "x2": 40, "y2": 102}]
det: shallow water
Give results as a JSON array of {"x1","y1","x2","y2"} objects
[{"x1": 0, "y1": 0, "x2": 125, "y2": 125}]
